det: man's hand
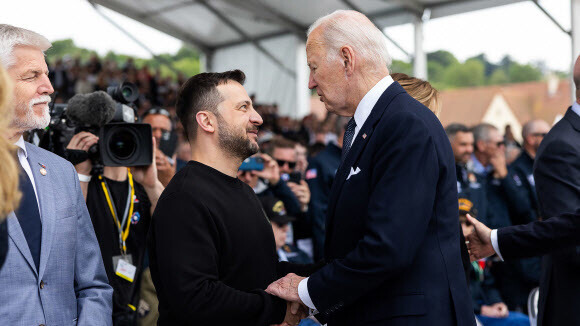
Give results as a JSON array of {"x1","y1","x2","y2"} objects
[
  {"x1": 155, "y1": 150, "x2": 176, "y2": 187},
  {"x1": 132, "y1": 138, "x2": 160, "y2": 189},
  {"x1": 466, "y1": 214, "x2": 495, "y2": 261},
  {"x1": 490, "y1": 150, "x2": 507, "y2": 179},
  {"x1": 273, "y1": 301, "x2": 308, "y2": 326},
  {"x1": 266, "y1": 273, "x2": 305, "y2": 303},
  {"x1": 256, "y1": 154, "x2": 280, "y2": 186},
  {"x1": 480, "y1": 302, "x2": 509, "y2": 318},
  {"x1": 287, "y1": 180, "x2": 311, "y2": 211},
  {"x1": 66, "y1": 131, "x2": 98, "y2": 175}
]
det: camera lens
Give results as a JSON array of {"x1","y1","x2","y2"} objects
[{"x1": 108, "y1": 129, "x2": 137, "y2": 160}]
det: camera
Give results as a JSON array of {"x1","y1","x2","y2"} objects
[{"x1": 40, "y1": 81, "x2": 152, "y2": 173}]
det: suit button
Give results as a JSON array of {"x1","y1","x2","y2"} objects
[{"x1": 40, "y1": 280, "x2": 45, "y2": 289}]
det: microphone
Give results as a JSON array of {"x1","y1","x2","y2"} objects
[{"x1": 66, "y1": 91, "x2": 116, "y2": 127}]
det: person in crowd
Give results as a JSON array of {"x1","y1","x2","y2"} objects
[
  {"x1": 445, "y1": 123, "x2": 483, "y2": 282},
  {"x1": 142, "y1": 107, "x2": 177, "y2": 186},
  {"x1": 459, "y1": 199, "x2": 529, "y2": 326},
  {"x1": 260, "y1": 196, "x2": 312, "y2": 264},
  {"x1": 148, "y1": 70, "x2": 322, "y2": 325},
  {"x1": 509, "y1": 119, "x2": 550, "y2": 225},
  {"x1": 306, "y1": 114, "x2": 347, "y2": 261},
  {"x1": 471, "y1": 123, "x2": 534, "y2": 311},
  {"x1": 0, "y1": 24, "x2": 112, "y2": 325},
  {"x1": 267, "y1": 136, "x2": 313, "y2": 256},
  {"x1": 66, "y1": 130, "x2": 163, "y2": 325},
  {"x1": 0, "y1": 61, "x2": 21, "y2": 271},
  {"x1": 266, "y1": 10, "x2": 474, "y2": 325},
  {"x1": 467, "y1": 54, "x2": 580, "y2": 326}
]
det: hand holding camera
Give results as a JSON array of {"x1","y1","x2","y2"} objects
[{"x1": 66, "y1": 131, "x2": 99, "y2": 175}]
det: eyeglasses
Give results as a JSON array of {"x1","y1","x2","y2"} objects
[
  {"x1": 143, "y1": 107, "x2": 171, "y2": 119},
  {"x1": 275, "y1": 159, "x2": 296, "y2": 169}
]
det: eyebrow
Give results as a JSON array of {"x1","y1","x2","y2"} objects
[
  {"x1": 236, "y1": 100, "x2": 251, "y2": 107},
  {"x1": 21, "y1": 69, "x2": 49, "y2": 76}
]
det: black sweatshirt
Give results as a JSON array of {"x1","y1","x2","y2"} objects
[{"x1": 148, "y1": 161, "x2": 304, "y2": 325}]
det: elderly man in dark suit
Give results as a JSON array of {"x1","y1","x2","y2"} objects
[
  {"x1": 266, "y1": 10, "x2": 474, "y2": 326},
  {"x1": 467, "y1": 54, "x2": 580, "y2": 326}
]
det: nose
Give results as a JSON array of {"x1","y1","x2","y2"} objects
[
  {"x1": 250, "y1": 106, "x2": 263, "y2": 126},
  {"x1": 39, "y1": 74, "x2": 54, "y2": 95},
  {"x1": 308, "y1": 72, "x2": 317, "y2": 90}
]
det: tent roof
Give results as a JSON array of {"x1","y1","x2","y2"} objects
[{"x1": 89, "y1": 0, "x2": 526, "y2": 54}]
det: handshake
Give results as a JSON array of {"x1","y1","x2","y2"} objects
[{"x1": 266, "y1": 273, "x2": 310, "y2": 326}]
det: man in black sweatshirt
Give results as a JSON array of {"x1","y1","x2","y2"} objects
[{"x1": 148, "y1": 70, "x2": 314, "y2": 326}]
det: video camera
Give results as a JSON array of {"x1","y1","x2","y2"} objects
[{"x1": 40, "y1": 82, "x2": 152, "y2": 174}]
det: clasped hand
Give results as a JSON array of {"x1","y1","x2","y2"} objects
[{"x1": 267, "y1": 273, "x2": 308, "y2": 326}]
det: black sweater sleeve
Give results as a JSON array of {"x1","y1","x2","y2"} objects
[{"x1": 152, "y1": 191, "x2": 286, "y2": 325}]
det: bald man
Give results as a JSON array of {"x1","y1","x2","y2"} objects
[{"x1": 467, "y1": 55, "x2": 580, "y2": 326}]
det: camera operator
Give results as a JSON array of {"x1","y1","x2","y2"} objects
[
  {"x1": 142, "y1": 108, "x2": 176, "y2": 187},
  {"x1": 67, "y1": 132, "x2": 164, "y2": 326}
]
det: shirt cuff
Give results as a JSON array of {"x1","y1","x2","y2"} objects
[
  {"x1": 298, "y1": 277, "x2": 317, "y2": 310},
  {"x1": 490, "y1": 229, "x2": 504, "y2": 261}
]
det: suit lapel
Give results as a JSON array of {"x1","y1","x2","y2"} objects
[
  {"x1": 25, "y1": 143, "x2": 56, "y2": 279},
  {"x1": 6, "y1": 211, "x2": 38, "y2": 275},
  {"x1": 326, "y1": 82, "x2": 406, "y2": 233},
  {"x1": 564, "y1": 107, "x2": 580, "y2": 133}
]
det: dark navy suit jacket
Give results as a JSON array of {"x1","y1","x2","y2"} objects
[
  {"x1": 498, "y1": 107, "x2": 580, "y2": 326},
  {"x1": 308, "y1": 82, "x2": 475, "y2": 326}
]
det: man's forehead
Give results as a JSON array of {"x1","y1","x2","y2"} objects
[
  {"x1": 217, "y1": 81, "x2": 250, "y2": 102},
  {"x1": 10, "y1": 46, "x2": 48, "y2": 73}
]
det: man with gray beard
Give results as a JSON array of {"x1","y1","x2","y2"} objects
[
  {"x1": 148, "y1": 70, "x2": 316, "y2": 326},
  {"x1": 0, "y1": 24, "x2": 112, "y2": 325}
]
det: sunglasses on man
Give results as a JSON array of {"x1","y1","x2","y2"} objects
[{"x1": 276, "y1": 159, "x2": 296, "y2": 169}]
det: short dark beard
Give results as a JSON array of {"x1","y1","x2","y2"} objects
[{"x1": 216, "y1": 113, "x2": 259, "y2": 160}]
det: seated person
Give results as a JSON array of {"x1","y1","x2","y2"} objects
[
  {"x1": 259, "y1": 196, "x2": 312, "y2": 264},
  {"x1": 459, "y1": 198, "x2": 529, "y2": 326}
]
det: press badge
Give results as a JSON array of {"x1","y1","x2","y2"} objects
[{"x1": 114, "y1": 255, "x2": 136, "y2": 282}]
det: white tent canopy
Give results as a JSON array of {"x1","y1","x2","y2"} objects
[{"x1": 89, "y1": 0, "x2": 577, "y2": 117}]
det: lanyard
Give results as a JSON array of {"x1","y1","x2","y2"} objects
[{"x1": 99, "y1": 168, "x2": 135, "y2": 256}]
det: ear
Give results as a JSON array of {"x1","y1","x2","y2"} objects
[
  {"x1": 196, "y1": 111, "x2": 215, "y2": 134},
  {"x1": 340, "y1": 46, "x2": 356, "y2": 76},
  {"x1": 475, "y1": 140, "x2": 485, "y2": 153}
]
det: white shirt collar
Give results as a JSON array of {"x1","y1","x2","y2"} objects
[
  {"x1": 14, "y1": 135, "x2": 28, "y2": 159},
  {"x1": 571, "y1": 101, "x2": 580, "y2": 117},
  {"x1": 353, "y1": 75, "x2": 394, "y2": 129}
]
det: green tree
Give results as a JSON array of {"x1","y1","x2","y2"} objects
[
  {"x1": 427, "y1": 61, "x2": 445, "y2": 84},
  {"x1": 390, "y1": 59, "x2": 412, "y2": 75},
  {"x1": 488, "y1": 69, "x2": 509, "y2": 85},
  {"x1": 442, "y1": 59, "x2": 485, "y2": 88},
  {"x1": 427, "y1": 50, "x2": 458, "y2": 68},
  {"x1": 508, "y1": 63, "x2": 542, "y2": 83}
]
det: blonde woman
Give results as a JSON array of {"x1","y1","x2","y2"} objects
[
  {"x1": 0, "y1": 63, "x2": 21, "y2": 269},
  {"x1": 391, "y1": 72, "x2": 442, "y2": 117}
]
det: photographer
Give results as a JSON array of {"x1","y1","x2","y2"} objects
[
  {"x1": 142, "y1": 108, "x2": 177, "y2": 187},
  {"x1": 67, "y1": 132, "x2": 164, "y2": 326}
]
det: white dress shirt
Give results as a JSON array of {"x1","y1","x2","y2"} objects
[
  {"x1": 14, "y1": 136, "x2": 41, "y2": 219},
  {"x1": 298, "y1": 74, "x2": 394, "y2": 310},
  {"x1": 490, "y1": 102, "x2": 580, "y2": 260}
]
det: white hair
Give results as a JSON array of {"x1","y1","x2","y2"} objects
[
  {"x1": 307, "y1": 10, "x2": 392, "y2": 70},
  {"x1": 0, "y1": 24, "x2": 51, "y2": 68}
]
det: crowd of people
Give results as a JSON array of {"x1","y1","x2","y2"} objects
[{"x1": 0, "y1": 8, "x2": 578, "y2": 326}]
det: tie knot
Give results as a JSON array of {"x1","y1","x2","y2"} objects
[{"x1": 346, "y1": 118, "x2": 356, "y2": 131}]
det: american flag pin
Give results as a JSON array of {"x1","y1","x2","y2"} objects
[
  {"x1": 38, "y1": 163, "x2": 47, "y2": 176},
  {"x1": 362, "y1": 133, "x2": 367, "y2": 139}
]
